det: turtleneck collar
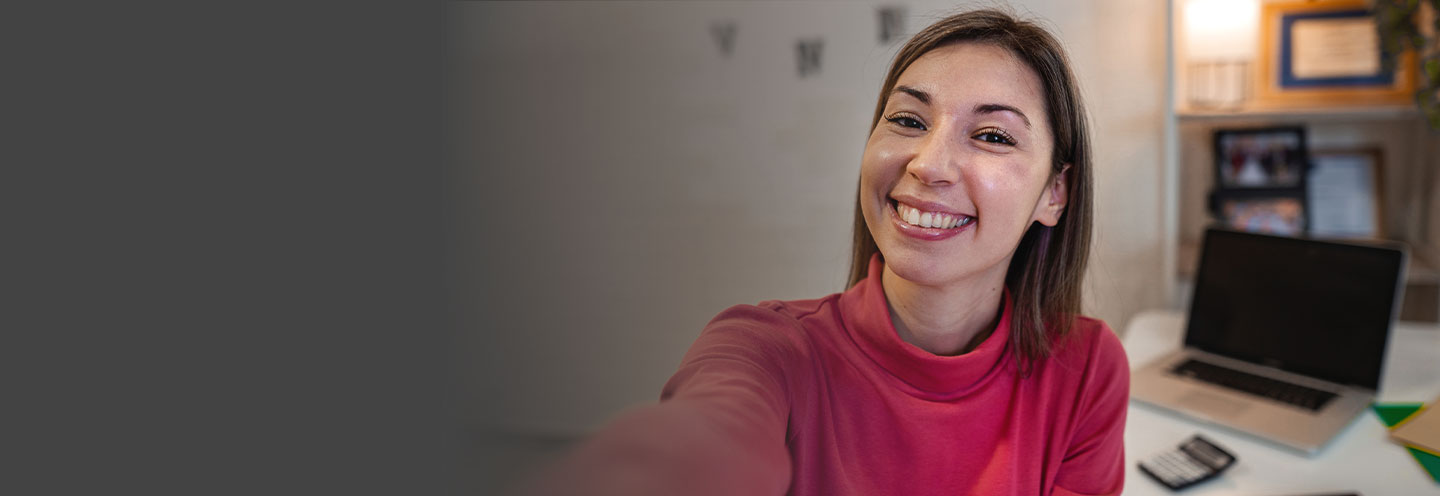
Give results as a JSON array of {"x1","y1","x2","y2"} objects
[{"x1": 838, "y1": 252, "x2": 1014, "y2": 397}]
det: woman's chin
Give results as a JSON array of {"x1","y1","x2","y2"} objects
[
  {"x1": 879, "y1": 252, "x2": 961, "y2": 287},
  {"x1": 878, "y1": 246, "x2": 1013, "y2": 291}
]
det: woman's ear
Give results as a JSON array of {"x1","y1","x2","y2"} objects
[{"x1": 1032, "y1": 165, "x2": 1070, "y2": 227}]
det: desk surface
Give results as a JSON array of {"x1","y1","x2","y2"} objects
[{"x1": 1122, "y1": 310, "x2": 1440, "y2": 495}]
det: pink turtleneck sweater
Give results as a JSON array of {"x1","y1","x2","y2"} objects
[{"x1": 529, "y1": 255, "x2": 1129, "y2": 496}]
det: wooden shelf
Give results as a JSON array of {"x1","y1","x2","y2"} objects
[
  {"x1": 1409, "y1": 244, "x2": 1440, "y2": 283},
  {"x1": 1176, "y1": 104, "x2": 1420, "y2": 122}
]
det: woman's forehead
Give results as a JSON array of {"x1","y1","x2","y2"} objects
[{"x1": 893, "y1": 42, "x2": 1045, "y2": 110}]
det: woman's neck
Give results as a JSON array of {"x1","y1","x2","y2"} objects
[{"x1": 880, "y1": 265, "x2": 1006, "y2": 356}]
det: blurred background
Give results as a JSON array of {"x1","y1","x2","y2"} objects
[{"x1": 448, "y1": 0, "x2": 1439, "y2": 493}]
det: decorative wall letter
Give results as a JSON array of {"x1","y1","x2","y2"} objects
[
  {"x1": 796, "y1": 38, "x2": 823, "y2": 78},
  {"x1": 877, "y1": 6, "x2": 906, "y2": 44},
  {"x1": 711, "y1": 21, "x2": 737, "y2": 57}
]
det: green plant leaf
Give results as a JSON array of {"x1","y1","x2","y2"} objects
[
  {"x1": 1379, "y1": 0, "x2": 1440, "y2": 131},
  {"x1": 1420, "y1": 87, "x2": 1440, "y2": 132}
]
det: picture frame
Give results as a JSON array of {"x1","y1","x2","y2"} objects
[
  {"x1": 1217, "y1": 192, "x2": 1308, "y2": 237},
  {"x1": 1213, "y1": 126, "x2": 1309, "y2": 190},
  {"x1": 1307, "y1": 148, "x2": 1385, "y2": 239},
  {"x1": 1255, "y1": 0, "x2": 1416, "y2": 108}
]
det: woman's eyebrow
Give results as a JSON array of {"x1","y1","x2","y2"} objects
[
  {"x1": 891, "y1": 85, "x2": 930, "y2": 104},
  {"x1": 974, "y1": 103, "x2": 1032, "y2": 129},
  {"x1": 891, "y1": 87, "x2": 1032, "y2": 129}
]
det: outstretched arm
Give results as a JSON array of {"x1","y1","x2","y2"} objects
[{"x1": 516, "y1": 306, "x2": 799, "y2": 496}]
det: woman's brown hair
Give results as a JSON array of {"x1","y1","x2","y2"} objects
[{"x1": 846, "y1": 8, "x2": 1093, "y2": 373}]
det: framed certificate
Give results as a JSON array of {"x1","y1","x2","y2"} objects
[
  {"x1": 1255, "y1": 0, "x2": 1416, "y2": 108},
  {"x1": 1307, "y1": 148, "x2": 1384, "y2": 239}
]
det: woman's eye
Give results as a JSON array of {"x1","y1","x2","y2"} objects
[
  {"x1": 973, "y1": 129, "x2": 1016, "y2": 146},
  {"x1": 886, "y1": 115, "x2": 926, "y2": 131}
]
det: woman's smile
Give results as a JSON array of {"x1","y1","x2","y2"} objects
[{"x1": 888, "y1": 198, "x2": 975, "y2": 241}]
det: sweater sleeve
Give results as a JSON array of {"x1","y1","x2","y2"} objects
[
  {"x1": 1051, "y1": 321, "x2": 1131, "y2": 496},
  {"x1": 517, "y1": 304, "x2": 798, "y2": 496}
]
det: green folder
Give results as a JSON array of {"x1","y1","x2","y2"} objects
[{"x1": 1373, "y1": 403, "x2": 1440, "y2": 483}]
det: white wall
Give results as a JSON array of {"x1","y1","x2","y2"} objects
[{"x1": 452, "y1": 0, "x2": 1167, "y2": 436}]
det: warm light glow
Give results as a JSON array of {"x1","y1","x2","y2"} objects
[{"x1": 1183, "y1": 0, "x2": 1260, "y2": 60}]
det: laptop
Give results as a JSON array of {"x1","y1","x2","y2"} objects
[{"x1": 1131, "y1": 228, "x2": 1407, "y2": 455}]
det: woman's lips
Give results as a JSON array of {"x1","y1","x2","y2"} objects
[{"x1": 888, "y1": 200, "x2": 975, "y2": 241}]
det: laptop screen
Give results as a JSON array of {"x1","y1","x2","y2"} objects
[{"x1": 1185, "y1": 229, "x2": 1405, "y2": 390}]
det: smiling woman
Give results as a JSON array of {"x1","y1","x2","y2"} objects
[
  {"x1": 517, "y1": 9, "x2": 1125, "y2": 496},
  {"x1": 852, "y1": 15, "x2": 1094, "y2": 372}
]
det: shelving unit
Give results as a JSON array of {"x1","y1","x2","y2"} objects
[
  {"x1": 1176, "y1": 104, "x2": 1419, "y2": 121},
  {"x1": 1163, "y1": 0, "x2": 1440, "y2": 321}
]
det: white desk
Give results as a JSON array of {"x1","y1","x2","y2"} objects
[{"x1": 1122, "y1": 310, "x2": 1440, "y2": 495}]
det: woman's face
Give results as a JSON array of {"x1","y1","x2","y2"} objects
[{"x1": 859, "y1": 42, "x2": 1069, "y2": 290}]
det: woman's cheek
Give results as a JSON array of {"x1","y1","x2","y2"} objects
[
  {"x1": 965, "y1": 165, "x2": 1005, "y2": 202},
  {"x1": 861, "y1": 146, "x2": 901, "y2": 186},
  {"x1": 968, "y1": 162, "x2": 1032, "y2": 226}
]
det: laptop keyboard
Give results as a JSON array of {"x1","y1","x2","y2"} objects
[{"x1": 1170, "y1": 359, "x2": 1337, "y2": 411}]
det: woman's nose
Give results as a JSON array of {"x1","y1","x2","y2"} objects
[{"x1": 905, "y1": 132, "x2": 963, "y2": 186}]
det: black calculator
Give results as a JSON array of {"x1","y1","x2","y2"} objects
[{"x1": 1137, "y1": 434, "x2": 1236, "y2": 491}]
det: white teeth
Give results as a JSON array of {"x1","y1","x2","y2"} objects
[{"x1": 895, "y1": 201, "x2": 971, "y2": 230}]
